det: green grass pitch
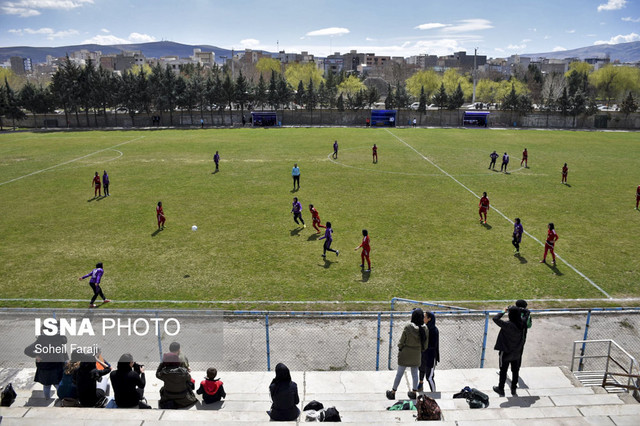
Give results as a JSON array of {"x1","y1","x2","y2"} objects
[{"x1": 0, "y1": 127, "x2": 638, "y2": 308}]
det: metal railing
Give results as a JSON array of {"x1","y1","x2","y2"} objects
[{"x1": 571, "y1": 339, "x2": 640, "y2": 398}]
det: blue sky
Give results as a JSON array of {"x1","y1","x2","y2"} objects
[{"x1": 1, "y1": 0, "x2": 638, "y2": 58}]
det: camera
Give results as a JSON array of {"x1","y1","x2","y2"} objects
[{"x1": 133, "y1": 362, "x2": 144, "y2": 373}]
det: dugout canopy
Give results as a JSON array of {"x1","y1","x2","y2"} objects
[
  {"x1": 463, "y1": 111, "x2": 489, "y2": 127},
  {"x1": 370, "y1": 110, "x2": 397, "y2": 127},
  {"x1": 251, "y1": 111, "x2": 278, "y2": 127}
]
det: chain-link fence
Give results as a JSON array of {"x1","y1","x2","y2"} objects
[{"x1": 1, "y1": 307, "x2": 639, "y2": 372}]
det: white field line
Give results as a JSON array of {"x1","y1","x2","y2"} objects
[
  {"x1": 385, "y1": 128, "x2": 612, "y2": 299},
  {"x1": 48, "y1": 149, "x2": 123, "y2": 173},
  {"x1": 1, "y1": 297, "x2": 638, "y2": 305},
  {"x1": 0, "y1": 137, "x2": 144, "y2": 187}
]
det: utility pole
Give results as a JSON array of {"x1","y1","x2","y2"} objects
[{"x1": 472, "y1": 47, "x2": 478, "y2": 105}]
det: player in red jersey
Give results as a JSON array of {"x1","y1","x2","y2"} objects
[
  {"x1": 521, "y1": 148, "x2": 528, "y2": 168},
  {"x1": 635, "y1": 185, "x2": 639, "y2": 210},
  {"x1": 372, "y1": 144, "x2": 378, "y2": 164},
  {"x1": 540, "y1": 223, "x2": 558, "y2": 265},
  {"x1": 354, "y1": 229, "x2": 371, "y2": 271},
  {"x1": 156, "y1": 201, "x2": 166, "y2": 229},
  {"x1": 309, "y1": 204, "x2": 326, "y2": 233},
  {"x1": 478, "y1": 192, "x2": 490, "y2": 224},
  {"x1": 92, "y1": 171, "x2": 102, "y2": 198},
  {"x1": 561, "y1": 163, "x2": 568, "y2": 184}
]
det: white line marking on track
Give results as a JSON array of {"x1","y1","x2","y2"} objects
[
  {"x1": 0, "y1": 137, "x2": 144, "y2": 187},
  {"x1": 385, "y1": 128, "x2": 612, "y2": 299}
]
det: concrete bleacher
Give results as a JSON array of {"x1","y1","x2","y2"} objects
[{"x1": 1, "y1": 366, "x2": 638, "y2": 425}]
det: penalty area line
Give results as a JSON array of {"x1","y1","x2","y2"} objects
[
  {"x1": 0, "y1": 136, "x2": 144, "y2": 187},
  {"x1": 385, "y1": 129, "x2": 612, "y2": 299}
]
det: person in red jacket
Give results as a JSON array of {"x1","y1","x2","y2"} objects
[
  {"x1": 635, "y1": 185, "x2": 639, "y2": 210},
  {"x1": 156, "y1": 201, "x2": 166, "y2": 229},
  {"x1": 92, "y1": 171, "x2": 101, "y2": 198},
  {"x1": 540, "y1": 223, "x2": 558, "y2": 265},
  {"x1": 197, "y1": 367, "x2": 226, "y2": 404},
  {"x1": 521, "y1": 148, "x2": 528, "y2": 168},
  {"x1": 309, "y1": 204, "x2": 326, "y2": 233},
  {"x1": 479, "y1": 192, "x2": 490, "y2": 224},
  {"x1": 354, "y1": 229, "x2": 371, "y2": 271},
  {"x1": 372, "y1": 144, "x2": 378, "y2": 163},
  {"x1": 561, "y1": 163, "x2": 568, "y2": 184}
]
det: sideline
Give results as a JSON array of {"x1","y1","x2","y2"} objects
[
  {"x1": 0, "y1": 137, "x2": 144, "y2": 187},
  {"x1": 385, "y1": 128, "x2": 612, "y2": 299}
]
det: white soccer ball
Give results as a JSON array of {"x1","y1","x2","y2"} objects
[{"x1": 191, "y1": 225, "x2": 198, "y2": 231}]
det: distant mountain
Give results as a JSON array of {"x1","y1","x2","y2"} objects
[
  {"x1": 522, "y1": 41, "x2": 640, "y2": 63},
  {"x1": 0, "y1": 41, "x2": 240, "y2": 64}
]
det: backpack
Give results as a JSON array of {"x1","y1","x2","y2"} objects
[
  {"x1": 416, "y1": 394, "x2": 441, "y2": 421},
  {"x1": 1, "y1": 383, "x2": 17, "y2": 407},
  {"x1": 452, "y1": 386, "x2": 489, "y2": 409},
  {"x1": 319, "y1": 406, "x2": 341, "y2": 422}
]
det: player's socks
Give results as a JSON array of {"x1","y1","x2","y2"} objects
[{"x1": 336, "y1": 250, "x2": 339, "y2": 257}]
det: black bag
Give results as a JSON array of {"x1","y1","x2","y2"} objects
[
  {"x1": 319, "y1": 406, "x2": 341, "y2": 422},
  {"x1": 1, "y1": 383, "x2": 17, "y2": 407},
  {"x1": 61, "y1": 397, "x2": 81, "y2": 407},
  {"x1": 416, "y1": 394, "x2": 441, "y2": 421},
  {"x1": 304, "y1": 400, "x2": 324, "y2": 411},
  {"x1": 452, "y1": 386, "x2": 489, "y2": 408}
]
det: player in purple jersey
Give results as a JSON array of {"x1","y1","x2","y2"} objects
[
  {"x1": 512, "y1": 218, "x2": 523, "y2": 255},
  {"x1": 319, "y1": 221, "x2": 339, "y2": 257},
  {"x1": 332, "y1": 141, "x2": 338, "y2": 159},
  {"x1": 213, "y1": 151, "x2": 220, "y2": 172},
  {"x1": 102, "y1": 171, "x2": 110, "y2": 196},
  {"x1": 79, "y1": 262, "x2": 110, "y2": 308},
  {"x1": 291, "y1": 197, "x2": 305, "y2": 228}
]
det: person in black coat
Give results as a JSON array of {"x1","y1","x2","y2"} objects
[
  {"x1": 493, "y1": 306, "x2": 525, "y2": 397},
  {"x1": 419, "y1": 311, "x2": 440, "y2": 392},
  {"x1": 74, "y1": 354, "x2": 112, "y2": 407},
  {"x1": 110, "y1": 353, "x2": 147, "y2": 408},
  {"x1": 24, "y1": 332, "x2": 68, "y2": 399},
  {"x1": 268, "y1": 363, "x2": 300, "y2": 421}
]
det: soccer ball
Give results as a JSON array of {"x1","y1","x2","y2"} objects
[{"x1": 191, "y1": 225, "x2": 198, "y2": 231}]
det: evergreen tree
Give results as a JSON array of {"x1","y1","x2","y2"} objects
[
  {"x1": 367, "y1": 86, "x2": 380, "y2": 108},
  {"x1": 295, "y1": 80, "x2": 305, "y2": 108},
  {"x1": 432, "y1": 83, "x2": 448, "y2": 109},
  {"x1": 448, "y1": 83, "x2": 464, "y2": 110},
  {"x1": 384, "y1": 84, "x2": 395, "y2": 109},
  {"x1": 418, "y1": 86, "x2": 427, "y2": 114},
  {"x1": 4, "y1": 78, "x2": 26, "y2": 129},
  {"x1": 276, "y1": 76, "x2": 291, "y2": 110},
  {"x1": 268, "y1": 71, "x2": 279, "y2": 110},
  {"x1": 221, "y1": 73, "x2": 235, "y2": 125},
  {"x1": 336, "y1": 93, "x2": 345, "y2": 111},
  {"x1": 254, "y1": 73, "x2": 267, "y2": 110},
  {"x1": 235, "y1": 70, "x2": 250, "y2": 116},
  {"x1": 620, "y1": 92, "x2": 638, "y2": 114}
]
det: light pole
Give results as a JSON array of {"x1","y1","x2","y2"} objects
[{"x1": 472, "y1": 47, "x2": 478, "y2": 105}]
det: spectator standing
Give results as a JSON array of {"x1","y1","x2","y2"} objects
[
  {"x1": 197, "y1": 367, "x2": 226, "y2": 404},
  {"x1": 492, "y1": 306, "x2": 525, "y2": 397},
  {"x1": 292, "y1": 163, "x2": 300, "y2": 190},
  {"x1": 386, "y1": 309, "x2": 428, "y2": 400},
  {"x1": 268, "y1": 363, "x2": 300, "y2": 421},
  {"x1": 110, "y1": 353, "x2": 149, "y2": 408},
  {"x1": 24, "y1": 330, "x2": 68, "y2": 400},
  {"x1": 419, "y1": 311, "x2": 440, "y2": 392}
]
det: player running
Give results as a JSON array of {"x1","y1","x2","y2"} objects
[
  {"x1": 540, "y1": 223, "x2": 558, "y2": 266},
  {"x1": 309, "y1": 204, "x2": 326, "y2": 233},
  {"x1": 372, "y1": 144, "x2": 378, "y2": 163},
  {"x1": 521, "y1": 148, "x2": 528, "y2": 168},
  {"x1": 354, "y1": 229, "x2": 371, "y2": 271},
  {"x1": 512, "y1": 218, "x2": 523, "y2": 255},
  {"x1": 92, "y1": 171, "x2": 102, "y2": 198},
  {"x1": 79, "y1": 262, "x2": 110, "y2": 308},
  {"x1": 156, "y1": 201, "x2": 166, "y2": 229},
  {"x1": 561, "y1": 163, "x2": 568, "y2": 184},
  {"x1": 332, "y1": 140, "x2": 339, "y2": 159},
  {"x1": 636, "y1": 185, "x2": 640, "y2": 210},
  {"x1": 291, "y1": 197, "x2": 305, "y2": 228},
  {"x1": 479, "y1": 192, "x2": 490, "y2": 224},
  {"x1": 319, "y1": 221, "x2": 339, "y2": 257},
  {"x1": 489, "y1": 151, "x2": 499, "y2": 170}
]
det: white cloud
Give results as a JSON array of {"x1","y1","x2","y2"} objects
[
  {"x1": 594, "y1": 32, "x2": 640, "y2": 44},
  {"x1": 415, "y1": 23, "x2": 447, "y2": 30},
  {"x1": 622, "y1": 16, "x2": 640, "y2": 22},
  {"x1": 82, "y1": 32, "x2": 156, "y2": 45},
  {"x1": 566, "y1": 29, "x2": 576, "y2": 33},
  {"x1": 239, "y1": 38, "x2": 260, "y2": 48},
  {"x1": 306, "y1": 27, "x2": 349, "y2": 37},
  {"x1": 544, "y1": 35, "x2": 551, "y2": 39},
  {"x1": 100, "y1": 28, "x2": 110, "y2": 33},
  {"x1": 552, "y1": 46, "x2": 567, "y2": 52},
  {"x1": 494, "y1": 47, "x2": 505, "y2": 53},
  {"x1": 597, "y1": 0, "x2": 626, "y2": 12},
  {"x1": 365, "y1": 37, "x2": 376, "y2": 41},
  {"x1": 507, "y1": 44, "x2": 526, "y2": 50},
  {"x1": 1, "y1": 0, "x2": 93, "y2": 17},
  {"x1": 8, "y1": 26, "x2": 78, "y2": 39},
  {"x1": 522, "y1": 38, "x2": 532, "y2": 43},
  {"x1": 442, "y1": 19, "x2": 493, "y2": 33}
]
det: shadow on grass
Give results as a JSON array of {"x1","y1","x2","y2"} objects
[
  {"x1": 307, "y1": 233, "x2": 320, "y2": 241},
  {"x1": 290, "y1": 187, "x2": 299, "y2": 193},
  {"x1": 515, "y1": 254, "x2": 527, "y2": 264},
  {"x1": 95, "y1": 195, "x2": 106, "y2": 202},
  {"x1": 542, "y1": 261, "x2": 563, "y2": 276},
  {"x1": 211, "y1": 169, "x2": 219, "y2": 174},
  {"x1": 87, "y1": 197, "x2": 98, "y2": 202},
  {"x1": 482, "y1": 222, "x2": 493, "y2": 230},
  {"x1": 151, "y1": 228, "x2": 163, "y2": 237},
  {"x1": 361, "y1": 269, "x2": 371, "y2": 282},
  {"x1": 564, "y1": 183, "x2": 572, "y2": 187},
  {"x1": 290, "y1": 227, "x2": 303, "y2": 237},
  {"x1": 321, "y1": 257, "x2": 335, "y2": 269}
]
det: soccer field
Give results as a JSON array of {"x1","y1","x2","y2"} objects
[{"x1": 0, "y1": 128, "x2": 638, "y2": 309}]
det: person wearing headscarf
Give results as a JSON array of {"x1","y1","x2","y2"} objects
[
  {"x1": 493, "y1": 306, "x2": 525, "y2": 397},
  {"x1": 268, "y1": 363, "x2": 300, "y2": 421},
  {"x1": 156, "y1": 352, "x2": 196, "y2": 409},
  {"x1": 419, "y1": 311, "x2": 440, "y2": 392}
]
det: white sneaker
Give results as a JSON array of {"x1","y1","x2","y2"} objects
[{"x1": 336, "y1": 250, "x2": 339, "y2": 257}]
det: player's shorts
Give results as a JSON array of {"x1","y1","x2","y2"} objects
[{"x1": 479, "y1": 208, "x2": 488, "y2": 213}]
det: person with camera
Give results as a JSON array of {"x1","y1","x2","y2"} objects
[
  {"x1": 74, "y1": 353, "x2": 112, "y2": 407},
  {"x1": 110, "y1": 353, "x2": 150, "y2": 409},
  {"x1": 492, "y1": 306, "x2": 525, "y2": 397}
]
